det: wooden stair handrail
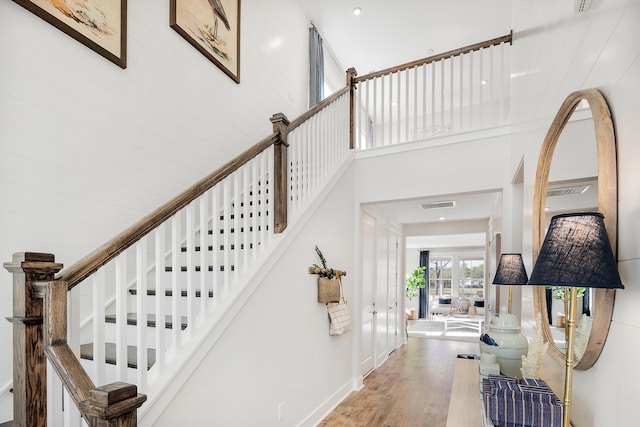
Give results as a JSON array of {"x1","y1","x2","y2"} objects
[
  {"x1": 57, "y1": 81, "x2": 355, "y2": 290},
  {"x1": 354, "y1": 31, "x2": 512, "y2": 83},
  {"x1": 288, "y1": 86, "x2": 350, "y2": 133},
  {"x1": 57, "y1": 132, "x2": 279, "y2": 289}
]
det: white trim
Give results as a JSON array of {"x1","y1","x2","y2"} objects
[
  {"x1": 295, "y1": 378, "x2": 354, "y2": 427},
  {"x1": 0, "y1": 380, "x2": 12, "y2": 396},
  {"x1": 355, "y1": 124, "x2": 512, "y2": 160}
]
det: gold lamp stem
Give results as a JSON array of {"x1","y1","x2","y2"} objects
[
  {"x1": 507, "y1": 285, "x2": 513, "y2": 314},
  {"x1": 562, "y1": 287, "x2": 578, "y2": 427}
]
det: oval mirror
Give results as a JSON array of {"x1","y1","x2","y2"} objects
[{"x1": 532, "y1": 89, "x2": 617, "y2": 370}]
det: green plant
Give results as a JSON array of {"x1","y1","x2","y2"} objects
[
  {"x1": 405, "y1": 266, "x2": 427, "y2": 304},
  {"x1": 549, "y1": 286, "x2": 586, "y2": 300},
  {"x1": 313, "y1": 245, "x2": 335, "y2": 279}
]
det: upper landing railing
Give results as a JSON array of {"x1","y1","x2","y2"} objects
[
  {"x1": 4, "y1": 33, "x2": 510, "y2": 427},
  {"x1": 351, "y1": 32, "x2": 512, "y2": 150}
]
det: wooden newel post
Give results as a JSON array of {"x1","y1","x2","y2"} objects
[
  {"x1": 80, "y1": 382, "x2": 147, "y2": 427},
  {"x1": 346, "y1": 67, "x2": 358, "y2": 150},
  {"x1": 4, "y1": 252, "x2": 63, "y2": 427},
  {"x1": 270, "y1": 112, "x2": 290, "y2": 234}
]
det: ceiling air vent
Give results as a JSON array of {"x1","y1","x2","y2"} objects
[
  {"x1": 547, "y1": 185, "x2": 590, "y2": 197},
  {"x1": 420, "y1": 200, "x2": 456, "y2": 210}
]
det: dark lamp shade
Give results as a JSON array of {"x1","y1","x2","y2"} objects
[
  {"x1": 528, "y1": 212, "x2": 624, "y2": 289},
  {"x1": 492, "y1": 253, "x2": 528, "y2": 285}
]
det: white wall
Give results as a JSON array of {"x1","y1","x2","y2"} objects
[
  {"x1": 354, "y1": 134, "x2": 511, "y2": 205},
  {"x1": 154, "y1": 165, "x2": 356, "y2": 427},
  {"x1": 0, "y1": 0, "x2": 327, "y2": 420},
  {"x1": 512, "y1": 0, "x2": 640, "y2": 425}
]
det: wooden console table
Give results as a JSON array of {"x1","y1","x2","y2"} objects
[
  {"x1": 447, "y1": 356, "x2": 566, "y2": 427},
  {"x1": 446, "y1": 358, "x2": 492, "y2": 427}
]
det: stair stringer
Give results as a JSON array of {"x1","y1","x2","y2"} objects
[{"x1": 137, "y1": 151, "x2": 355, "y2": 426}]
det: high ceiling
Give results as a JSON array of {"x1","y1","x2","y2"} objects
[
  {"x1": 296, "y1": 0, "x2": 512, "y2": 75},
  {"x1": 296, "y1": 0, "x2": 512, "y2": 251}
]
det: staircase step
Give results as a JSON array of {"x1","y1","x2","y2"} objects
[
  {"x1": 164, "y1": 266, "x2": 215, "y2": 272},
  {"x1": 80, "y1": 343, "x2": 156, "y2": 370},
  {"x1": 105, "y1": 313, "x2": 188, "y2": 330},
  {"x1": 180, "y1": 245, "x2": 214, "y2": 252},
  {"x1": 129, "y1": 289, "x2": 213, "y2": 298}
]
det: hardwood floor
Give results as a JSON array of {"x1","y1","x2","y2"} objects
[{"x1": 318, "y1": 338, "x2": 479, "y2": 427}]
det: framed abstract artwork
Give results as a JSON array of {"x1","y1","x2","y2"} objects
[
  {"x1": 13, "y1": 0, "x2": 127, "y2": 68},
  {"x1": 170, "y1": 0, "x2": 241, "y2": 83}
]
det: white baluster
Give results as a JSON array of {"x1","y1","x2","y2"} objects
[
  {"x1": 92, "y1": 267, "x2": 105, "y2": 386},
  {"x1": 199, "y1": 194, "x2": 209, "y2": 317},
  {"x1": 469, "y1": 50, "x2": 474, "y2": 129},
  {"x1": 136, "y1": 238, "x2": 148, "y2": 390},
  {"x1": 211, "y1": 186, "x2": 221, "y2": 307},
  {"x1": 499, "y1": 42, "x2": 506, "y2": 123},
  {"x1": 373, "y1": 77, "x2": 378, "y2": 148},
  {"x1": 450, "y1": 56, "x2": 454, "y2": 133},
  {"x1": 115, "y1": 252, "x2": 127, "y2": 381},
  {"x1": 242, "y1": 164, "x2": 250, "y2": 273},
  {"x1": 479, "y1": 47, "x2": 484, "y2": 128},
  {"x1": 364, "y1": 79, "x2": 371, "y2": 149},
  {"x1": 266, "y1": 147, "x2": 274, "y2": 244},
  {"x1": 431, "y1": 61, "x2": 436, "y2": 136},
  {"x1": 460, "y1": 54, "x2": 464, "y2": 132},
  {"x1": 47, "y1": 360, "x2": 63, "y2": 426},
  {"x1": 154, "y1": 224, "x2": 166, "y2": 372},
  {"x1": 404, "y1": 68, "x2": 409, "y2": 143},
  {"x1": 440, "y1": 59, "x2": 445, "y2": 133},
  {"x1": 233, "y1": 171, "x2": 241, "y2": 275},
  {"x1": 223, "y1": 179, "x2": 231, "y2": 292},
  {"x1": 388, "y1": 73, "x2": 393, "y2": 144},
  {"x1": 171, "y1": 215, "x2": 181, "y2": 349},
  {"x1": 289, "y1": 131, "x2": 298, "y2": 215},
  {"x1": 186, "y1": 201, "x2": 195, "y2": 334}
]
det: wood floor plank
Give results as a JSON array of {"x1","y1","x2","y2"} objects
[{"x1": 320, "y1": 338, "x2": 478, "y2": 427}]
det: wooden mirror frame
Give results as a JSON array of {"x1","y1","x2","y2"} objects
[{"x1": 532, "y1": 88, "x2": 618, "y2": 370}]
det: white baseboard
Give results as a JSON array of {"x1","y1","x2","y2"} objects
[
  {"x1": 295, "y1": 379, "x2": 354, "y2": 427},
  {"x1": 0, "y1": 382, "x2": 12, "y2": 423}
]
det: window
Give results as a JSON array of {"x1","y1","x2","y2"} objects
[
  {"x1": 459, "y1": 258, "x2": 484, "y2": 298},
  {"x1": 429, "y1": 257, "x2": 452, "y2": 297}
]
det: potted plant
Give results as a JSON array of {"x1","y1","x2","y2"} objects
[
  {"x1": 405, "y1": 266, "x2": 426, "y2": 320},
  {"x1": 311, "y1": 246, "x2": 341, "y2": 303},
  {"x1": 550, "y1": 286, "x2": 586, "y2": 327}
]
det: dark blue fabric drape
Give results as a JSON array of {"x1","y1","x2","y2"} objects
[
  {"x1": 419, "y1": 251, "x2": 429, "y2": 318},
  {"x1": 309, "y1": 26, "x2": 324, "y2": 107}
]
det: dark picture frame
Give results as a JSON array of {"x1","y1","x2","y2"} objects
[
  {"x1": 13, "y1": 0, "x2": 127, "y2": 69},
  {"x1": 170, "y1": 0, "x2": 241, "y2": 83}
]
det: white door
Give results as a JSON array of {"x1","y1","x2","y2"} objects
[
  {"x1": 387, "y1": 230, "x2": 399, "y2": 352},
  {"x1": 361, "y1": 213, "x2": 376, "y2": 376},
  {"x1": 374, "y1": 232, "x2": 388, "y2": 367}
]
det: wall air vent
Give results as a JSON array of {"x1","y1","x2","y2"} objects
[
  {"x1": 420, "y1": 200, "x2": 456, "y2": 210},
  {"x1": 547, "y1": 185, "x2": 590, "y2": 197}
]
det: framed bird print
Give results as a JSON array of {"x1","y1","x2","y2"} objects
[
  {"x1": 12, "y1": 0, "x2": 127, "y2": 68},
  {"x1": 171, "y1": 0, "x2": 241, "y2": 83}
]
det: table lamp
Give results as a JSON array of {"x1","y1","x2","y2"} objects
[
  {"x1": 528, "y1": 212, "x2": 624, "y2": 427},
  {"x1": 492, "y1": 253, "x2": 528, "y2": 314}
]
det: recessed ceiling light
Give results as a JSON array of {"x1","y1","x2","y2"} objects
[
  {"x1": 439, "y1": 217, "x2": 446, "y2": 221},
  {"x1": 353, "y1": 7, "x2": 362, "y2": 15},
  {"x1": 481, "y1": 79, "x2": 488, "y2": 85}
]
